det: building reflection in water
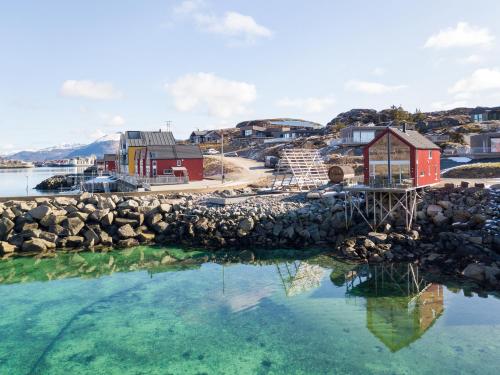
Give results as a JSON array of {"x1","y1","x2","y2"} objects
[
  {"x1": 275, "y1": 261, "x2": 325, "y2": 297},
  {"x1": 343, "y1": 263, "x2": 444, "y2": 352}
]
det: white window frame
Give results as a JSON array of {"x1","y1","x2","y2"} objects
[{"x1": 176, "y1": 160, "x2": 182, "y2": 167}]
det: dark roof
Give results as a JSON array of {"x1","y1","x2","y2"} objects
[
  {"x1": 103, "y1": 154, "x2": 116, "y2": 161},
  {"x1": 190, "y1": 130, "x2": 221, "y2": 138},
  {"x1": 147, "y1": 145, "x2": 203, "y2": 160},
  {"x1": 141, "y1": 131, "x2": 176, "y2": 146},
  {"x1": 124, "y1": 130, "x2": 176, "y2": 147},
  {"x1": 367, "y1": 128, "x2": 440, "y2": 150},
  {"x1": 191, "y1": 130, "x2": 210, "y2": 136}
]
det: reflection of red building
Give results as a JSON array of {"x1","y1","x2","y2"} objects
[
  {"x1": 363, "y1": 127, "x2": 441, "y2": 187},
  {"x1": 135, "y1": 145, "x2": 204, "y2": 181},
  {"x1": 103, "y1": 154, "x2": 116, "y2": 172}
]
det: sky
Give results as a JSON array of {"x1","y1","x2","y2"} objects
[{"x1": 1, "y1": 0, "x2": 500, "y2": 153}]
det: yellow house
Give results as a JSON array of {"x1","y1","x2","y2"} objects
[{"x1": 118, "y1": 130, "x2": 176, "y2": 175}]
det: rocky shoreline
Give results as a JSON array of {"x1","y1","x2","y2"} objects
[{"x1": 0, "y1": 186, "x2": 499, "y2": 289}]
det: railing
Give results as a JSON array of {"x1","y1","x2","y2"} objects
[
  {"x1": 112, "y1": 172, "x2": 188, "y2": 186},
  {"x1": 140, "y1": 176, "x2": 188, "y2": 185},
  {"x1": 345, "y1": 176, "x2": 415, "y2": 189}
]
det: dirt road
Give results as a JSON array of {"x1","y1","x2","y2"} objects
[{"x1": 148, "y1": 157, "x2": 273, "y2": 193}]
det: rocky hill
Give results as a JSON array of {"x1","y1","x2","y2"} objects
[{"x1": 326, "y1": 106, "x2": 487, "y2": 130}]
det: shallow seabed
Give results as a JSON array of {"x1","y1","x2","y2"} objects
[{"x1": 0, "y1": 247, "x2": 499, "y2": 375}]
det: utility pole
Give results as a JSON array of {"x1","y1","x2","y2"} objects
[{"x1": 221, "y1": 129, "x2": 225, "y2": 184}]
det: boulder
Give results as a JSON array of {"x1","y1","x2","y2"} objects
[
  {"x1": 118, "y1": 224, "x2": 137, "y2": 239},
  {"x1": 368, "y1": 232, "x2": 387, "y2": 243},
  {"x1": 137, "y1": 231, "x2": 155, "y2": 243},
  {"x1": 54, "y1": 197, "x2": 77, "y2": 206},
  {"x1": 39, "y1": 231, "x2": 58, "y2": 243},
  {"x1": 146, "y1": 213, "x2": 163, "y2": 226},
  {"x1": 462, "y1": 263, "x2": 485, "y2": 282},
  {"x1": 238, "y1": 217, "x2": 254, "y2": 232},
  {"x1": 117, "y1": 238, "x2": 139, "y2": 248},
  {"x1": 432, "y1": 213, "x2": 449, "y2": 226},
  {"x1": 64, "y1": 217, "x2": 85, "y2": 236},
  {"x1": 98, "y1": 197, "x2": 116, "y2": 210},
  {"x1": 67, "y1": 211, "x2": 89, "y2": 222},
  {"x1": 115, "y1": 217, "x2": 139, "y2": 227},
  {"x1": 0, "y1": 241, "x2": 17, "y2": 253},
  {"x1": 66, "y1": 236, "x2": 85, "y2": 247},
  {"x1": 118, "y1": 199, "x2": 139, "y2": 209},
  {"x1": 159, "y1": 204, "x2": 172, "y2": 213},
  {"x1": 426, "y1": 204, "x2": 443, "y2": 217},
  {"x1": 89, "y1": 209, "x2": 110, "y2": 222},
  {"x1": 22, "y1": 238, "x2": 47, "y2": 252},
  {"x1": 102, "y1": 212, "x2": 114, "y2": 226},
  {"x1": 437, "y1": 200, "x2": 453, "y2": 210},
  {"x1": 0, "y1": 217, "x2": 15, "y2": 239},
  {"x1": 99, "y1": 231, "x2": 113, "y2": 246},
  {"x1": 40, "y1": 214, "x2": 67, "y2": 227},
  {"x1": 83, "y1": 228, "x2": 100, "y2": 245},
  {"x1": 79, "y1": 192, "x2": 92, "y2": 202},
  {"x1": 28, "y1": 205, "x2": 52, "y2": 220}
]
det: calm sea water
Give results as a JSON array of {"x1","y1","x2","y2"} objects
[
  {"x1": 0, "y1": 247, "x2": 499, "y2": 375},
  {"x1": 0, "y1": 167, "x2": 83, "y2": 197}
]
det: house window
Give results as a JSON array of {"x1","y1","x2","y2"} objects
[
  {"x1": 244, "y1": 129, "x2": 252, "y2": 136},
  {"x1": 164, "y1": 169, "x2": 173, "y2": 175},
  {"x1": 428, "y1": 150, "x2": 433, "y2": 159},
  {"x1": 420, "y1": 170, "x2": 425, "y2": 177},
  {"x1": 176, "y1": 160, "x2": 182, "y2": 166}
]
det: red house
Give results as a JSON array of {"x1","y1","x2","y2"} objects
[
  {"x1": 135, "y1": 144, "x2": 204, "y2": 181},
  {"x1": 103, "y1": 154, "x2": 117, "y2": 172},
  {"x1": 363, "y1": 127, "x2": 441, "y2": 187}
]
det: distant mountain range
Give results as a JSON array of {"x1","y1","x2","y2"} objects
[{"x1": 7, "y1": 134, "x2": 120, "y2": 162}]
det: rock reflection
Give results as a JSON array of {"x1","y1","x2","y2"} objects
[
  {"x1": 0, "y1": 247, "x2": 207, "y2": 285},
  {"x1": 343, "y1": 263, "x2": 444, "y2": 352}
]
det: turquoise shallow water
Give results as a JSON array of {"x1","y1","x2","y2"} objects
[{"x1": 0, "y1": 247, "x2": 499, "y2": 375}]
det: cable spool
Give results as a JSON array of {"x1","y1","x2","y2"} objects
[{"x1": 328, "y1": 165, "x2": 355, "y2": 183}]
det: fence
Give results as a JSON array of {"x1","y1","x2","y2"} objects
[{"x1": 112, "y1": 173, "x2": 188, "y2": 186}]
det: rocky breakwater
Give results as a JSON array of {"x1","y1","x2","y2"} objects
[
  {"x1": 0, "y1": 191, "x2": 349, "y2": 258},
  {"x1": 338, "y1": 186, "x2": 500, "y2": 289}
]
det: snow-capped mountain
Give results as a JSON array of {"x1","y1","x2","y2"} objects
[{"x1": 6, "y1": 134, "x2": 120, "y2": 162}]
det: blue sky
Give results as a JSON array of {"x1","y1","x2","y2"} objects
[{"x1": 1, "y1": 0, "x2": 500, "y2": 152}]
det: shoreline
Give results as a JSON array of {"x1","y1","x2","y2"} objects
[{"x1": 0, "y1": 186, "x2": 499, "y2": 290}]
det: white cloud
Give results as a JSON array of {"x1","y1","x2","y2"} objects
[
  {"x1": 173, "y1": 0, "x2": 204, "y2": 14},
  {"x1": 449, "y1": 68, "x2": 500, "y2": 93},
  {"x1": 458, "y1": 54, "x2": 484, "y2": 65},
  {"x1": 424, "y1": 22, "x2": 494, "y2": 49},
  {"x1": 166, "y1": 72, "x2": 257, "y2": 118},
  {"x1": 173, "y1": 2, "x2": 272, "y2": 42},
  {"x1": 345, "y1": 80, "x2": 407, "y2": 94},
  {"x1": 100, "y1": 114, "x2": 125, "y2": 127},
  {"x1": 195, "y1": 11, "x2": 272, "y2": 40},
  {"x1": 431, "y1": 100, "x2": 468, "y2": 111},
  {"x1": 372, "y1": 67, "x2": 385, "y2": 76},
  {"x1": 276, "y1": 96, "x2": 335, "y2": 113},
  {"x1": 60, "y1": 80, "x2": 122, "y2": 100}
]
